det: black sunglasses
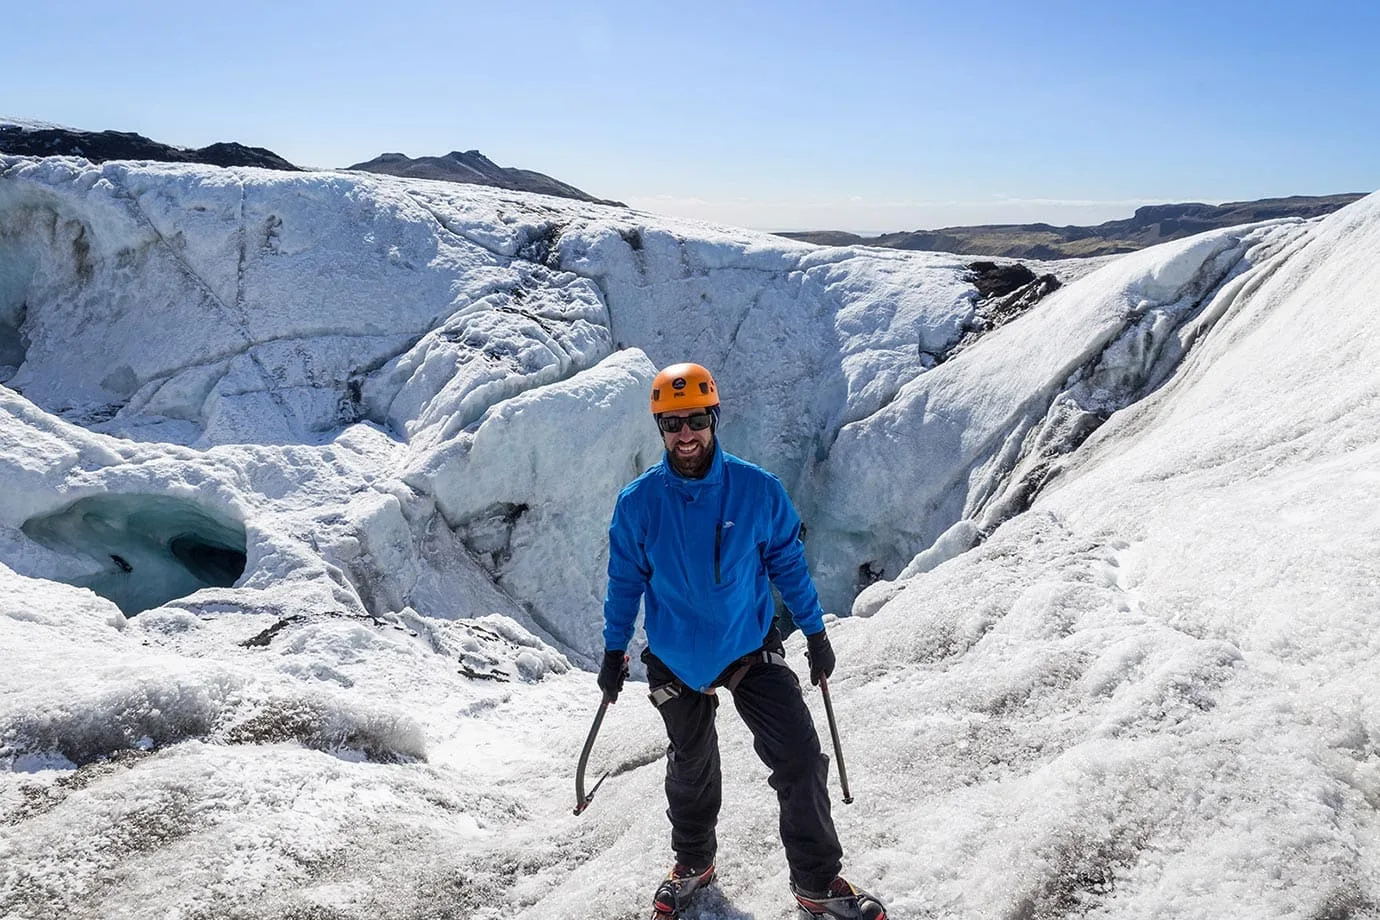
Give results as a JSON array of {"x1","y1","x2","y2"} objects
[{"x1": 657, "y1": 412, "x2": 714, "y2": 433}]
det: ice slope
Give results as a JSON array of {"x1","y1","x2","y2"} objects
[
  {"x1": 0, "y1": 152, "x2": 1376, "y2": 919},
  {"x1": 805, "y1": 192, "x2": 1380, "y2": 919},
  {"x1": 831, "y1": 221, "x2": 1315, "y2": 604}
]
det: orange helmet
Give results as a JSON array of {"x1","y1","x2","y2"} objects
[{"x1": 650, "y1": 362, "x2": 719, "y2": 414}]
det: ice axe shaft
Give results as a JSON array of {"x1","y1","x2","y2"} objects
[
  {"x1": 819, "y1": 675, "x2": 853, "y2": 804},
  {"x1": 573, "y1": 696, "x2": 611, "y2": 815}
]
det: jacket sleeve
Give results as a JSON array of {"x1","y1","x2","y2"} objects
[
  {"x1": 602, "y1": 491, "x2": 648, "y2": 652},
  {"x1": 761, "y1": 476, "x2": 827, "y2": 636}
]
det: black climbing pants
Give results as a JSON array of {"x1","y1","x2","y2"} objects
[{"x1": 642, "y1": 630, "x2": 843, "y2": 891}]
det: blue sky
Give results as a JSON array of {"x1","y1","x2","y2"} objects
[{"x1": 7, "y1": 0, "x2": 1378, "y2": 231}]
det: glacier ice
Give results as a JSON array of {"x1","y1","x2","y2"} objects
[{"x1": 2, "y1": 153, "x2": 1379, "y2": 920}]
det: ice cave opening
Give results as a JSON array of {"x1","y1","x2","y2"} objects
[{"x1": 21, "y1": 494, "x2": 248, "y2": 616}]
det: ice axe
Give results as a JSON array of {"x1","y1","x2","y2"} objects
[
  {"x1": 574, "y1": 655, "x2": 627, "y2": 816},
  {"x1": 573, "y1": 696, "x2": 611, "y2": 815},
  {"x1": 818, "y1": 674, "x2": 853, "y2": 804}
]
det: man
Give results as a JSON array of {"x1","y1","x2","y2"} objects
[{"x1": 599, "y1": 362, "x2": 887, "y2": 920}]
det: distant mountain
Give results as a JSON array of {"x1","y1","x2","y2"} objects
[
  {"x1": 347, "y1": 150, "x2": 624, "y2": 207},
  {"x1": 778, "y1": 194, "x2": 1367, "y2": 258},
  {"x1": 0, "y1": 120, "x2": 300, "y2": 171},
  {"x1": 0, "y1": 120, "x2": 622, "y2": 209}
]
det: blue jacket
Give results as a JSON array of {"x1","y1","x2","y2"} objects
[{"x1": 603, "y1": 442, "x2": 827, "y2": 691}]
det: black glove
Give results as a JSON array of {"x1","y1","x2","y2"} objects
[
  {"x1": 597, "y1": 649, "x2": 629, "y2": 702},
  {"x1": 805, "y1": 629, "x2": 835, "y2": 686}
]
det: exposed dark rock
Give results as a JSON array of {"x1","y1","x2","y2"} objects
[
  {"x1": 968, "y1": 262, "x2": 1063, "y2": 332},
  {"x1": 946, "y1": 262, "x2": 1064, "y2": 359},
  {"x1": 459, "y1": 664, "x2": 511, "y2": 683},
  {"x1": 240, "y1": 615, "x2": 306, "y2": 648},
  {"x1": 856, "y1": 561, "x2": 885, "y2": 595},
  {"x1": 348, "y1": 149, "x2": 624, "y2": 207},
  {"x1": 968, "y1": 261, "x2": 1036, "y2": 299},
  {"x1": 778, "y1": 194, "x2": 1367, "y2": 258},
  {"x1": 0, "y1": 122, "x2": 300, "y2": 171},
  {"x1": 980, "y1": 273, "x2": 1061, "y2": 330}
]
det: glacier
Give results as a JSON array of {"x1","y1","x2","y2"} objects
[{"x1": 0, "y1": 154, "x2": 1377, "y2": 920}]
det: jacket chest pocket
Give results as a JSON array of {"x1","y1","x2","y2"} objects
[{"x1": 713, "y1": 522, "x2": 763, "y2": 585}]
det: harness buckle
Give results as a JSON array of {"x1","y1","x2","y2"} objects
[
  {"x1": 726, "y1": 648, "x2": 788, "y2": 692},
  {"x1": 649, "y1": 683, "x2": 682, "y2": 708}
]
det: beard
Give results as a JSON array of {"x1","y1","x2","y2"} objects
[{"x1": 668, "y1": 437, "x2": 715, "y2": 479}]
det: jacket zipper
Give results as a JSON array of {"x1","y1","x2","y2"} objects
[{"x1": 714, "y1": 522, "x2": 723, "y2": 584}]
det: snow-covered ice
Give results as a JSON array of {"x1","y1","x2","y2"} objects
[{"x1": 0, "y1": 152, "x2": 1377, "y2": 919}]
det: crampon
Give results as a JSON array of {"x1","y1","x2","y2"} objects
[
  {"x1": 791, "y1": 876, "x2": 888, "y2": 920},
  {"x1": 650, "y1": 862, "x2": 716, "y2": 919}
]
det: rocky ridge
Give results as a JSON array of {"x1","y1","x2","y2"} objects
[
  {"x1": 779, "y1": 194, "x2": 1366, "y2": 258},
  {"x1": 0, "y1": 120, "x2": 621, "y2": 208},
  {"x1": 346, "y1": 150, "x2": 624, "y2": 207},
  {"x1": 0, "y1": 121, "x2": 300, "y2": 171}
]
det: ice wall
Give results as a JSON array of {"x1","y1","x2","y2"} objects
[
  {"x1": 0, "y1": 155, "x2": 1328, "y2": 647},
  {"x1": 0, "y1": 157, "x2": 983, "y2": 638}
]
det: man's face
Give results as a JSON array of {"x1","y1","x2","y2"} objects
[{"x1": 658, "y1": 408, "x2": 715, "y2": 478}]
